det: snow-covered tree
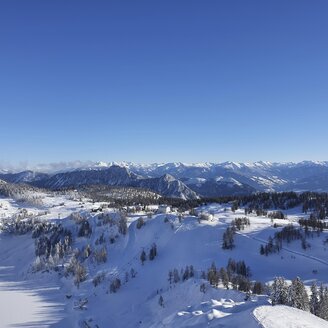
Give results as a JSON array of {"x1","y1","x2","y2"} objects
[
  {"x1": 220, "y1": 267, "x2": 229, "y2": 289},
  {"x1": 271, "y1": 277, "x2": 289, "y2": 306},
  {"x1": 318, "y1": 285, "x2": 328, "y2": 320},
  {"x1": 207, "y1": 262, "x2": 219, "y2": 286},
  {"x1": 310, "y1": 282, "x2": 320, "y2": 316},
  {"x1": 118, "y1": 213, "x2": 128, "y2": 235},
  {"x1": 288, "y1": 277, "x2": 309, "y2": 311},
  {"x1": 74, "y1": 261, "x2": 87, "y2": 287},
  {"x1": 252, "y1": 281, "x2": 265, "y2": 295}
]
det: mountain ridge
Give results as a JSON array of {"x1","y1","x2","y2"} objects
[{"x1": 1, "y1": 161, "x2": 328, "y2": 199}]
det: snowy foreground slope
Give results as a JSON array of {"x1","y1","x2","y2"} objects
[
  {"x1": 1, "y1": 192, "x2": 328, "y2": 327},
  {"x1": 254, "y1": 305, "x2": 328, "y2": 328}
]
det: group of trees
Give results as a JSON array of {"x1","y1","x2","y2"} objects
[
  {"x1": 66, "y1": 256, "x2": 87, "y2": 287},
  {"x1": 299, "y1": 215, "x2": 328, "y2": 233},
  {"x1": 0, "y1": 181, "x2": 44, "y2": 206},
  {"x1": 268, "y1": 211, "x2": 286, "y2": 220},
  {"x1": 77, "y1": 219, "x2": 92, "y2": 237},
  {"x1": 260, "y1": 224, "x2": 309, "y2": 256},
  {"x1": 81, "y1": 185, "x2": 161, "y2": 207},
  {"x1": 2, "y1": 215, "x2": 49, "y2": 235},
  {"x1": 162, "y1": 192, "x2": 328, "y2": 220},
  {"x1": 203, "y1": 259, "x2": 258, "y2": 294},
  {"x1": 93, "y1": 246, "x2": 108, "y2": 264},
  {"x1": 222, "y1": 217, "x2": 251, "y2": 250},
  {"x1": 222, "y1": 227, "x2": 235, "y2": 250},
  {"x1": 168, "y1": 265, "x2": 195, "y2": 284},
  {"x1": 271, "y1": 277, "x2": 328, "y2": 321},
  {"x1": 140, "y1": 243, "x2": 158, "y2": 264},
  {"x1": 200, "y1": 259, "x2": 267, "y2": 295},
  {"x1": 33, "y1": 223, "x2": 72, "y2": 271},
  {"x1": 232, "y1": 217, "x2": 250, "y2": 231},
  {"x1": 118, "y1": 213, "x2": 128, "y2": 235}
]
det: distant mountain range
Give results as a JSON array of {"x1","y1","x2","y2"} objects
[{"x1": 1, "y1": 161, "x2": 328, "y2": 199}]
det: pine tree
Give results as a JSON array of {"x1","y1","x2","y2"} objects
[
  {"x1": 260, "y1": 244, "x2": 265, "y2": 255},
  {"x1": 310, "y1": 282, "x2": 319, "y2": 316},
  {"x1": 149, "y1": 243, "x2": 157, "y2": 261},
  {"x1": 173, "y1": 268, "x2": 180, "y2": 283},
  {"x1": 318, "y1": 285, "x2": 328, "y2": 320},
  {"x1": 271, "y1": 277, "x2": 289, "y2": 305},
  {"x1": 253, "y1": 281, "x2": 265, "y2": 295},
  {"x1": 130, "y1": 267, "x2": 137, "y2": 278},
  {"x1": 200, "y1": 283, "x2": 206, "y2": 293},
  {"x1": 219, "y1": 267, "x2": 229, "y2": 289},
  {"x1": 168, "y1": 270, "x2": 173, "y2": 284},
  {"x1": 118, "y1": 214, "x2": 128, "y2": 235},
  {"x1": 288, "y1": 277, "x2": 309, "y2": 311},
  {"x1": 189, "y1": 265, "x2": 194, "y2": 278},
  {"x1": 182, "y1": 266, "x2": 190, "y2": 281},
  {"x1": 158, "y1": 295, "x2": 164, "y2": 307},
  {"x1": 74, "y1": 261, "x2": 87, "y2": 288},
  {"x1": 140, "y1": 250, "x2": 146, "y2": 265},
  {"x1": 207, "y1": 262, "x2": 219, "y2": 286},
  {"x1": 222, "y1": 227, "x2": 235, "y2": 249},
  {"x1": 110, "y1": 278, "x2": 121, "y2": 293}
]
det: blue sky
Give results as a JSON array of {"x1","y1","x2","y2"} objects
[{"x1": 1, "y1": 0, "x2": 328, "y2": 165}]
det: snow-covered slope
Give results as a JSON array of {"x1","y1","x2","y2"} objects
[
  {"x1": 135, "y1": 174, "x2": 199, "y2": 200},
  {"x1": 254, "y1": 305, "x2": 328, "y2": 328},
  {"x1": 184, "y1": 177, "x2": 256, "y2": 197},
  {"x1": 1, "y1": 193, "x2": 328, "y2": 327},
  {"x1": 0, "y1": 170, "x2": 49, "y2": 183}
]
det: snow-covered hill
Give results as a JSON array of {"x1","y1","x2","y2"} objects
[{"x1": 1, "y1": 192, "x2": 328, "y2": 327}]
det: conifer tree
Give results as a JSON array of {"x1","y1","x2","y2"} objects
[
  {"x1": 288, "y1": 277, "x2": 309, "y2": 311},
  {"x1": 271, "y1": 277, "x2": 289, "y2": 306},
  {"x1": 158, "y1": 295, "x2": 164, "y2": 307},
  {"x1": 140, "y1": 250, "x2": 146, "y2": 265},
  {"x1": 310, "y1": 282, "x2": 320, "y2": 316}
]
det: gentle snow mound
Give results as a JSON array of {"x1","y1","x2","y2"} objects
[{"x1": 254, "y1": 305, "x2": 328, "y2": 328}]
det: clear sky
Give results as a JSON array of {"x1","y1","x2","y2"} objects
[{"x1": 1, "y1": 0, "x2": 328, "y2": 166}]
